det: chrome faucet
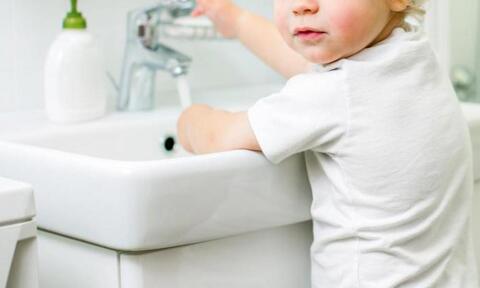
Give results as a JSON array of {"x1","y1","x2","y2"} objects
[{"x1": 118, "y1": 1, "x2": 194, "y2": 111}]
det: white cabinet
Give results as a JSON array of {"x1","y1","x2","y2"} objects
[
  {"x1": 0, "y1": 178, "x2": 38, "y2": 288},
  {"x1": 38, "y1": 222, "x2": 312, "y2": 288}
]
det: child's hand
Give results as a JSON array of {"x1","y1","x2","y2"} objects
[
  {"x1": 191, "y1": 0, "x2": 245, "y2": 38},
  {"x1": 176, "y1": 104, "x2": 261, "y2": 155},
  {"x1": 177, "y1": 104, "x2": 213, "y2": 154},
  {"x1": 192, "y1": 0, "x2": 310, "y2": 77}
]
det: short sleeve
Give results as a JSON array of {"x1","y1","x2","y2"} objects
[{"x1": 247, "y1": 71, "x2": 349, "y2": 164}]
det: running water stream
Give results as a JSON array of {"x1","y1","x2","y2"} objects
[{"x1": 176, "y1": 75, "x2": 192, "y2": 109}]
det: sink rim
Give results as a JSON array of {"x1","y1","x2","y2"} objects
[{"x1": 0, "y1": 133, "x2": 311, "y2": 251}]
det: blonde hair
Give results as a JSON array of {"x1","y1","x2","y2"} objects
[{"x1": 405, "y1": 0, "x2": 428, "y2": 19}]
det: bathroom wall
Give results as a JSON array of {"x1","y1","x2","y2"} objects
[
  {"x1": 449, "y1": 0, "x2": 479, "y2": 102},
  {"x1": 0, "y1": 0, "x2": 474, "y2": 112},
  {"x1": 450, "y1": 0, "x2": 478, "y2": 73},
  {"x1": 0, "y1": 0, "x2": 283, "y2": 112},
  {"x1": 0, "y1": 0, "x2": 14, "y2": 111}
]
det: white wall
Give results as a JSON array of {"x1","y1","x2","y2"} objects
[
  {"x1": 446, "y1": 0, "x2": 478, "y2": 101},
  {"x1": 424, "y1": 0, "x2": 478, "y2": 77},
  {"x1": 449, "y1": 0, "x2": 478, "y2": 72},
  {"x1": 424, "y1": 0, "x2": 451, "y2": 70},
  {"x1": 0, "y1": 0, "x2": 283, "y2": 112},
  {"x1": 422, "y1": 0, "x2": 478, "y2": 102},
  {"x1": 0, "y1": 0, "x2": 475, "y2": 112},
  {"x1": 0, "y1": 0, "x2": 15, "y2": 111}
]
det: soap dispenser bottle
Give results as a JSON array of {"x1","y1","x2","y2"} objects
[{"x1": 44, "y1": 0, "x2": 106, "y2": 123}]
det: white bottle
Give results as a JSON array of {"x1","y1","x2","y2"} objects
[{"x1": 44, "y1": 0, "x2": 106, "y2": 123}]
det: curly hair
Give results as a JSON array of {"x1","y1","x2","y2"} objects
[{"x1": 405, "y1": 0, "x2": 428, "y2": 18}]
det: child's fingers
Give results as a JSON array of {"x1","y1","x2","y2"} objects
[
  {"x1": 191, "y1": 0, "x2": 208, "y2": 16},
  {"x1": 191, "y1": 6, "x2": 205, "y2": 17}
]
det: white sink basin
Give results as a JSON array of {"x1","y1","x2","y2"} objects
[
  {"x1": 10, "y1": 109, "x2": 190, "y2": 161},
  {"x1": 0, "y1": 87, "x2": 312, "y2": 252}
]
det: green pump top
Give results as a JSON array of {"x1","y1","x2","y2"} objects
[{"x1": 63, "y1": 0, "x2": 87, "y2": 29}]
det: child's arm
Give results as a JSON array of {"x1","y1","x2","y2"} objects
[
  {"x1": 192, "y1": 0, "x2": 311, "y2": 78},
  {"x1": 177, "y1": 104, "x2": 260, "y2": 154}
]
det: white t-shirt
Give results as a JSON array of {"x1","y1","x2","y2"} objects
[{"x1": 247, "y1": 26, "x2": 479, "y2": 287}]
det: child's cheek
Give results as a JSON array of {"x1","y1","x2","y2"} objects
[{"x1": 328, "y1": 7, "x2": 362, "y2": 37}]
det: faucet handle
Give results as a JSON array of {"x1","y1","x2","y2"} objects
[
  {"x1": 169, "y1": 0, "x2": 196, "y2": 18},
  {"x1": 146, "y1": 0, "x2": 196, "y2": 19},
  {"x1": 131, "y1": 0, "x2": 196, "y2": 47},
  {"x1": 158, "y1": 0, "x2": 195, "y2": 11},
  {"x1": 137, "y1": 15, "x2": 158, "y2": 49}
]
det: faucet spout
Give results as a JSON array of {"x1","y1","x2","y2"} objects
[
  {"x1": 117, "y1": 1, "x2": 195, "y2": 111},
  {"x1": 146, "y1": 43, "x2": 191, "y2": 77}
]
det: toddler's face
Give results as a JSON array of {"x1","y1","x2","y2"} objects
[{"x1": 274, "y1": 0, "x2": 406, "y2": 64}]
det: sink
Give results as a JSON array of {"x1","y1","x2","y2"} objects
[
  {"x1": 0, "y1": 86, "x2": 312, "y2": 252},
  {"x1": 9, "y1": 109, "x2": 190, "y2": 161},
  {"x1": 1, "y1": 83, "x2": 478, "y2": 253}
]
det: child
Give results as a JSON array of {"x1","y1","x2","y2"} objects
[{"x1": 176, "y1": 0, "x2": 479, "y2": 286}]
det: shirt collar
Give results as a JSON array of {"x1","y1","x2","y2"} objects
[
  {"x1": 311, "y1": 26, "x2": 421, "y2": 73},
  {"x1": 312, "y1": 59, "x2": 343, "y2": 73}
]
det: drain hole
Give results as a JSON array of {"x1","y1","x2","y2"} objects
[{"x1": 163, "y1": 136, "x2": 176, "y2": 151}]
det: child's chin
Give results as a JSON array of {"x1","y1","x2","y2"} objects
[{"x1": 302, "y1": 51, "x2": 340, "y2": 65}]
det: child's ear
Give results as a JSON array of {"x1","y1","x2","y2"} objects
[{"x1": 387, "y1": 0, "x2": 410, "y2": 12}]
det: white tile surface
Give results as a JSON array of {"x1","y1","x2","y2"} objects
[
  {"x1": 0, "y1": 0, "x2": 14, "y2": 111},
  {"x1": 11, "y1": 0, "x2": 66, "y2": 111}
]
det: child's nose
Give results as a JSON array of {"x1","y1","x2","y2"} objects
[{"x1": 292, "y1": 0, "x2": 319, "y2": 16}]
